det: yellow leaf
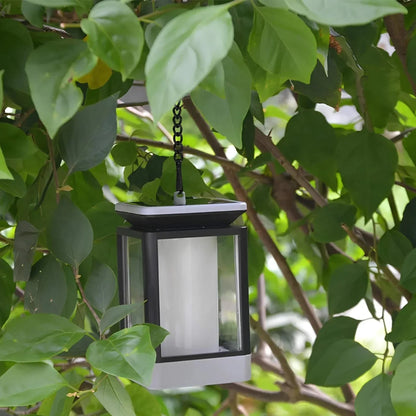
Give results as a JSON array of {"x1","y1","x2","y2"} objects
[{"x1": 77, "y1": 58, "x2": 112, "y2": 90}]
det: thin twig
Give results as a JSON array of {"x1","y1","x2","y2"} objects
[
  {"x1": 46, "y1": 135, "x2": 60, "y2": 204},
  {"x1": 74, "y1": 268, "x2": 101, "y2": 327}
]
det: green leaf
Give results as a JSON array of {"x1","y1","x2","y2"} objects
[
  {"x1": 0, "y1": 69, "x2": 3, "y2": 109},
  {"x1": 247, "y1": 227, "x2": 266, "y2": 285},
  {"x1": 86, "y1": 325, "x2": 156, "y2": 385},
  {"x1": 306, "y1": 317, "x2": 377, "y2": 386},
  {"x1": 57, "y1": 95, "x2": 117, "y2": 173},
  {"x1": 390, "y1": 340, "x2": 416, "y2": 372},
  {"x1": 111, "y1": 142, "x2": 137, "y2": 166},
  {"x1": 355, "y1": 374, "x2": 397, "y2": 416},
  {"x1": 0, "y1": 259, "x2": 13, "y2": 328},
  {"x1": 26, "y1": 39, "x2": 97, "y2": 138},
  {"x1": 0, "y1": 168, "x2": 26, "y2": 197},
  {"x1": 0, "y1": 19, "x2": 33, "y2": 105},
  {"x1": 160, "y1": 158, "x2": 210, "y2": 197},
  {"x1": 400, "y1": 198, "x2": 416, "y2": 247},
  {"x1": 279, "y1": 110, "x2": 338, "y2": 189},
  {"x1": 400, "y1": 248, "x2": 416, "y2": 293},
  {"x1": 403, "y1": 131, "x2": 416, "y2": 167},
  {"x1": 46, "y1": 197, "x2": 94, "y2": 268},
  {"x1": 128, "y1": 155, "x2": 167, "y2": 191},
  {"x1": 0, "y1": 123, "x2": 38, "y2": 161},
  {"x1": 391, "y1": 354, "x2": 416, "y2": 415},
  {"x1": 21, "y1": 2, "x2": 44, "y2": 28},
  {"x1": 99, "y1": 304, "x2": 143, "y2": 334},
  {"x1": 386, "y1": 298, "x2": 416, "y2": 343},
  {"x1": 311, "y1": 202, "x2": 356, "y2": 243},
  {"x1": 285, "y1": 0, "x2": 406, "y2": 26},
  {"x1": 0, "y1": 362, "x2": 67, "y2": 406},
  {"x1": 145, "y1": 5, "x2": 234, "y2": 122},
  {"x1": 0, "y1": 147, "x2": 12, "y2": 181},
  {"x1": 336, "y1": 131, "x2": 397, "y2": 220},
  {"x1": 24, "y1": 0, "x2": 91, "y2": 11},
  {"x1": 328, "y1": 263, "x2": 368, "y2": 314},
  {"x1": 0, "y1": 313, "x2": 84, "y2": 362},
  {"x1": 85, "y1": 262, "x2": 117, "y2": 313},
  {"x1": 191, "y1": 43, "x2": 252, "y2": 148},
  {"x1": 292, "y1": 58, "x2": 342, "y2": 108},
  {"x1": 143, "y1": 323, "x2": 169, "y2": 349},
  {"x1": 248, "y1": 7, "x2": 316, "y2": 83},
  {"x1": 81, "y1": 1, "x2": 144, "y2": 80},
  {"x1": 94, "y1": 374, "x2": 136, "y2": 416},
  {"x1": 24, "y1": 255, "x2": 69, "y2": 315},
  {"x1": 378, "y1": 230, "x2": 413, "y2": 270},
  {"x1": 126, "y1": 383, "x2": 162, "y2": 416},
  {"x1": 13, "y1": 220, "x2": 39, "y2": 282}
]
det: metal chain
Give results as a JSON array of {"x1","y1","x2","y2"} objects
[{"x1": 172, "y1": 101, "x2": 184, "y2": 194}]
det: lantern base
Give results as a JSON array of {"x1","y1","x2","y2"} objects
[{"x1": 146, "y1": 354, "x2": 251, "y2": 390}]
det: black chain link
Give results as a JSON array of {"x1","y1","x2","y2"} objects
[{"x1": 172, "y1": 101, "x2": 184, "y2": 194}]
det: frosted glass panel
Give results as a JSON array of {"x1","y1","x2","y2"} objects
[{"x1": 158, "y1": 236, "x2": 219, "y2": 357}]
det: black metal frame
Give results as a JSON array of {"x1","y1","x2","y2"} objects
[{"x1": 117, "y1": 225, "x2": 250, "y2": 363}]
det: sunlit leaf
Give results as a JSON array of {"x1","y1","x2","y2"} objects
[
  {"x1": 391, "y1": 354, "x2": 416, "y2": 414},
  {"x1": 86, "y1": 325, "x2": 156, "y2": 385},
  {"x1": 248, "y1": 7, "x2": 316, "y2": 83},
  {"x1": 81, "y1": 1, "x2": 144, "y2": 80},
  {"x1": 0, "y1": 363, "x2": 67, "y2": 406},
  {"x1": 145, "y1": 5, "x2": 234, "y2": 121},
  {"x1": 26, "y1": 39, "x2": 97, "y2": 138},
  {"x1": 0, "y1": 313, "x2": 85, "y2": 362}
]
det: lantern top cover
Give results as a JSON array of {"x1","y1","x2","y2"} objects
[{"x1": 115, "y1": 198, "x2": 246, "y2": 229}]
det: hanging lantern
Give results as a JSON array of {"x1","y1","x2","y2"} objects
[{"x1": 115, "y1": 102, "x2": 251, "y2": 389}]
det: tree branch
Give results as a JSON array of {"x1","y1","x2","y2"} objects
[{"x1": 183, "y1": 95, "x2": 323, "y2": 335}]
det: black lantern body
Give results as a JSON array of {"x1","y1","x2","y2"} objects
[{"x1": 116, "y1": 200, "x2": 251, "y2": 389}]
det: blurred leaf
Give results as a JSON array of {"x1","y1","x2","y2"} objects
[
  {"x1": 0, "y1": 19, "x2": 33, "y2": 105},
  {"x1": 25, "y1": 0, "x2": 92, "y2": 11},
  {"x1": 81, "y1": 1, "x2": 144, "y2": 80},
  {"x1": 0, "y1": 123, "x2": 37, "y2": 161},
  {"x1": 355, "y1": 374, "x2": 396, "y2": 416},
  {"x1": 85, "y1": 262, "x2": 117, "y2": 313},
  {"x1": 126, "y1": 383, "x2": 162, "y2": 416},
  {"x1": 160, "y1": 158, "x2": 210, "y2": 197},
  {"x1": 386, "y1": 298, "x2": 416, "y2": 343},
  {"x1": 111, "y1": 142, "x2": 137, "y2": 166},
  {"x1": 86, "y1": 325, "x2": 156, "y2": 385},
  {"x1": 400, "y1": 248, "x2": 416, "y2": 293},
  {"x1": 0, "y1": 147, "x2": 12, "y2": 180},
  {"x1": 57, "y1": 95, "x2": 117, "y2": 173},
  {"x1": 94, "y1": 374, "x2": 136, "y2": 416},
  {"x1": 390, "y1": 340, "x2": 416, "y2": 372},
  {"x1": 247, "y1": 227, "x2": 266, "y2": 285},
  {"x1": 248, "y1": 7, "x2": 316, "y2": 83},
  {"x1": 24, "y1": 254, "x2": 69, "y2": 314},
  {"x1": 21, "y1": 1, "x2": 44, "y2": 27},
  {"x1": 279, "y1": 110, "x2": 338, "y2": 189},
  {"x1": 78, "y1": 58, "x2": 112, "y2": 90},
  {"x1": 13, "y1": 220, "x2": 38, "y2": 282},
  {"x1": 0, "y1": 169, "x2": 26, "y2": 197},
  {"x1": 391, "y1": 353, "x2": 416, "y2": 414},
  {"x1": 0, "y1": 363, "x2": 66, "y2": 406},
  {"x1": 191, "y1": 43, "x2": 252, "y2": 148},
  {"x1": 0, "y1": 313, "x2": 84, "y2": 362},
  {"x1": 285, "y1": 0, "x2": 406, "y2": 26},
  {"x1": 311, "y1": 202, "x2": 356, "y2": 243},
  {"x1": 0, "y1": 259, "x2": 13, "y2": 328},
  {"x1": 26, "y1": 39, "x2": 97, "y2": 138},
  {"x1": 306, "y1": 316, "x2": 376, "y2": 386},
  {"x1": 400, "y1": 198, "x2": 416, "y2": 247},
  {"x1": 145, "y1": 5, "x2": 233, "y2": 121},
  {"x1": 47, "y1": 198, "x2": 93, "y2": 268},
  {"x1": 336, "y1": 131, "x2": 397, "y2": 220},
  {"x1": 378, "y1": 229, "x2": 412, "y2": 270}
]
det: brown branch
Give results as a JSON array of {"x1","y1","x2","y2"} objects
[
  {"x1": 74, "y1": 268, "x2": 101, "y2": 327},
  {"x1": 385, "y1": 14, "x2": 416, "y2": 96},
  {"x1": 221, "y1": 383, "x2": 356, "y2": 416},
  {"x1": 250, "y1": 316, "x2": 300, "y2": 391},
  {"x1": 116, "y1": 135, "x2": 271, "y2": 185},
  {"x1": 254, "y1": 129, "x2": 327, "y2": 207},
  {"x1": 183, "y1": 96, "x2": 322, "y2": 335},
  {"x1": 355, "y1": 73, "x2": 373, "y2": 131},
  {"x1": 395, "y1": 180, "x2": 416, "y2": 194}
]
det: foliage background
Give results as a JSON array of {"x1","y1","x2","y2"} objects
[{"x1": 1, "y1": 0, "x2": 416, "y2": 415}]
